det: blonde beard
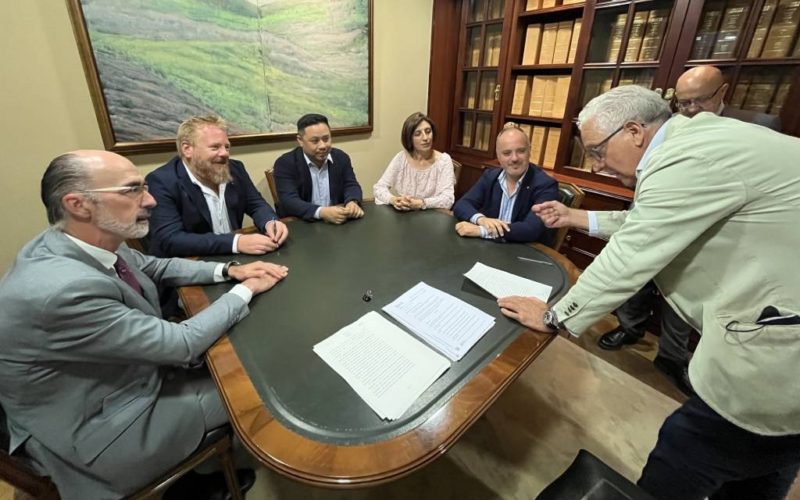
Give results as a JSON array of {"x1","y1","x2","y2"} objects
[{"x1": 190, "y1": 158, "x2": 232, "y2": 186}]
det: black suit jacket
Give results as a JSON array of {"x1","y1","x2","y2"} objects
[
  {"x1": 146, "y1": 156, "x2": 278, "y2": 256},
  {"x1": 273, "y1": 147, "x2": 363, "y2": 220}
]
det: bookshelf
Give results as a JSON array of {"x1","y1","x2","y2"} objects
[{"x1": 429, "y1": 0, "x2": 800, "y2": 266}]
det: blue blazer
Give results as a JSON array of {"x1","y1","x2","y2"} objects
[
  {"x1": 146, "y1": 156, "x2": 278, "y2": 257},
  {"x1": 453, "y1": 165, "x2": 558, "y2": 244},
  {"x1": 273, "y1": 147, "x2": 363, "y2": 220}
]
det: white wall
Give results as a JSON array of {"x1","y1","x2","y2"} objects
[{"x1": 0, "y1": 0, "x2": 434, "y2": 272}]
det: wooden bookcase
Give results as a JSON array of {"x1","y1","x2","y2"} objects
[{"x1": 429, "y1": 0, "x2": 800, "y2": 267}]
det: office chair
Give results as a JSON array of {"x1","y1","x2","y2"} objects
[
  {"x1": 452, "y1": 159, "x2": 462, "y2": 187},
  {"x1": 1, "y1": 404, "x2": 243, "y2": 500},
  {"x1": 264, "y1": 169, "x2": 279, "y2": 208},
  {"x1": 537, "y1": 449, "x2": 655, "y2": 500},
  {"x1": 552, "y1": 182, "x2": 584, "y2": 251}
]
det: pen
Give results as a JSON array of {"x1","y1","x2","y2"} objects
[{"x1": 517, "y1": 256, "x2": 553, "y2": 265}]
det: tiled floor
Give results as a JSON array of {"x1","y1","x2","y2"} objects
[{"x1": 4, "y1": 315, "x2": 799, "y2": 499}]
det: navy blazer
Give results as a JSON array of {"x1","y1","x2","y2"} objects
[
  {"x1": 146, "y1": 156, "x2": 278, "y2": 257},
  {"x1": 273, "y1": 146, "x2": 363, "y2": 220},
  {"x1": 453, "y1": 164, "x2": 558, "y2": 244}
]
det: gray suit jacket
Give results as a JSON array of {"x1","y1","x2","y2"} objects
[{"x1": 0, "y1": 229, "x2": 249, "y2": 498}]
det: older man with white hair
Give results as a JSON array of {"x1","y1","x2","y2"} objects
[{"x1": 500, "y1": 85, "x2": 800, "y2": 499}]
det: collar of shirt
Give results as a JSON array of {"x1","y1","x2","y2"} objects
[
  {"x1": 497, "y1": 167, "x2": 527, "y2": 197},
  {"x1": 303, "y1": 152, "x2": 333, "y2": 170},
  {"x1": 182, "y1": 161, "x2": 227, "y2": 199},
  {"x1": 63, "y1": 232, "x2": 118, "y2": 270},
  {"x1": 634, "y1": 119, "x2": 670, "y2": 180}
]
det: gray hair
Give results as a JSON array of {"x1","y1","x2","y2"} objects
[
  {"x1": 578, "y1": 85, "x2": 671, "y2": 135},
  {"x1": 40, "y1": 153, "x2": 94, "y2": 226}
]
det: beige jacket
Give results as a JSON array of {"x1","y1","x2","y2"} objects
[{"x1": 553, "y1": 113, "x2": 800, "y2": 435}]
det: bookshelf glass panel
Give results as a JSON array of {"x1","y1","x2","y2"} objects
[
  {"x1": 484, "y1": 24, "x2": 504, "y2": 66},
  {"x1": 624, "y1": 3, "x2": 673, "y2": 62},
  {"x1": 580, "y1": 69, "x2": 614, "y2": 107},
  {"x1": 731, "y1": 66, "x2": 795, "y2": 115},
  {"x1": 478, "y1": 71, "x2": 498, "y2": 111},
  {"x1": 587, "y1": 6, "x2": 629, "y2": 63},
  {"x1": 463, "y1": 72, "x2": 480, "y2": 108},
  {"x1": 466, "y1": 27, "x2": 482, "y2": 67},
  {"x1": 468, "y1": 0, "x2": 488, "y2": 23},
  {"x1": 474, "y1": 114, "x2": 493, "y2": 151},
  {"x1": 745, "y1": 0, "x2": 800, "y2": 59},
  {"x1": 691, "y1": 0, "x2": 752, "y2": 60},
  {"x1": 488, "y1": 0, "x2": 505, "y2": 20},
  {"x1": 460, "y1": 113, "x2": 476, "y2": 148},
  {"x1": 618, "y1": 68, "x2": 656, "y2": 89}
]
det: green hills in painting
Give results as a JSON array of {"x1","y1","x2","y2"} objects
[{"x1": 81, "y1": 0, "x2": 369, "y2": 141}]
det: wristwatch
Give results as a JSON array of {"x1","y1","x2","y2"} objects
[
  {"x1": 221, "y1": 260, "x2": 241, "y2": 279},
  {"x1": 542, "y1": 308, "x2": 561, "y2": 333}
]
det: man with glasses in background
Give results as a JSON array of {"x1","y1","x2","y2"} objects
[
  {"x1": 674, "y1": 65, "x2": 781, "y2": 130},
  {"x1": 0, "y1": 150, "x2": 289, "y2": 499},
  {"x1": 502, "y1": 85, "x2": 800, "y2": 499}
]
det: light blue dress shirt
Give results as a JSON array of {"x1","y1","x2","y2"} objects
[{"x1": 304, "y1": 152, "x2": 333, "y2": 220}]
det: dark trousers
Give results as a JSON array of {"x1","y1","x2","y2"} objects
[
  {"x1": 638, "y1": 396, "x2": 800, "y2": 500},
  {"x1": 616, "y1": 281, "x2": 692, "y2": 365}
]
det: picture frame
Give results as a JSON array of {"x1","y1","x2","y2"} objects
[{"x1": 66, "y1": 0, "x2": 373, "y2": 154}]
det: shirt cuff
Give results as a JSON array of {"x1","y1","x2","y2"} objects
[
  {"x1": 213, "y1": 263, "x2": 227, "y2": 282},
  {"x1": 470, "y1": 213, "x2": 485, "y2": 224},
  {"x1": 227, "y1": 283, "x2": 253, "y2": 304},
  {"x1": 314, "y1": 207, "x2": 322, "y2": 220},
  {"x1": 587, "y1": 211, "x2": 599, "y2": 236},
  {"x1": 232, "y1": 234, "x2": 240, "y2": 254}
]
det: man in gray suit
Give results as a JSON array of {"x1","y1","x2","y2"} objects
[
  {"x1": 674, "y1": 65, "x2": 782, "y2": 130},
  {"x1": 0, "y1": 150, "x2": 289, "y2": 499}
]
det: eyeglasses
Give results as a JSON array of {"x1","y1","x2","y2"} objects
[
  {"x1": 82, "y1": 184, "x2": 150, "y2": 197},
  {"x1": 673, "y1": 83, "x2": 725, "y2": 110},
  {"x1": 580, "y1": 124, "x2": 624, "y2": 162}
]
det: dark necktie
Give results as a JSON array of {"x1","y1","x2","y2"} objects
[{"x1": 114, "y1": 255, "x2": 144, "y2": 296}]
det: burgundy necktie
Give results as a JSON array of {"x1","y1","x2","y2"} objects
[{"x1": 114, "y1": 255, "x2": 144, "y2": 296}]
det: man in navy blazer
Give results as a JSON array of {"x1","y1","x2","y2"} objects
[
  {"x1": 453, "y1": 125, "x2": 558, "y2": 244},
  {"x1": 147, "y1": 115, "x2": 289, "y2": 257},
  {"x1": 273, "y1": 113, "x2": 364, "y2": 223}
]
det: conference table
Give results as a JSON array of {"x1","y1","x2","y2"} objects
[{"x1": 179, "y1": 204, "x2": 579, "y2": 488}]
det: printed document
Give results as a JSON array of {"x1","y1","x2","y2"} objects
[
  {"x1": 383, "y1": 282, "x2": 495, "y2": 361},
  {"x1": 464, "y1": 262, "x2": 552, "y2": 301},
  {"x1": 313, "y1": 311, "x2": 450, "y2": 420}
]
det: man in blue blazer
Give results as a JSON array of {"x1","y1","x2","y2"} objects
[
  {"x1": 147, "y1": 115, "x2": 289, "y2": 257},
  {"x1": 0, "y1": 150, "x2": 288, "y2": 499},
  {"x1": 273, "y1": 113, "x2": 364, "y2": 223},
  {"x1": 453, "y1": 125, "x2": 558, "y2": 244}
]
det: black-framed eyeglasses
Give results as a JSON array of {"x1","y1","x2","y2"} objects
[
  {"x1": 580, "y1": 124, "x2": 624, "y2": 162},
  {"x1": 82, "y1": 184, "x2": 149, "y2": 197},
  {"x1": 673, "y1": 83, "x2": 725, "y2": 110}
]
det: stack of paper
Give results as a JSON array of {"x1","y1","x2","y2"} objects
[
  {"x1": 464, "y1": 262, "x2": 552, "y2": 301},
  {"x1": 313, "y1": 311, "x2": 450, "y2": 420},
  {"x1": 383, "y1": 282, "x2": 495, "y2": 361}
]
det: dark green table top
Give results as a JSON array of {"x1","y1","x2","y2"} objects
[{"x1": 199, "y1": 204, "x2": 568, "y2": 446}]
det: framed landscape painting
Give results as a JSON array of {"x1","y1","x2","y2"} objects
[{"x1": 67, "y1": 0, "x2": 373, "y2": 153}]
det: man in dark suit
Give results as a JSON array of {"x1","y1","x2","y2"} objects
[
  {"x1": 0, "y1": 150, "x2": 288, "y2": 499},
  {"x1": 453, "y1": 124, "x2": 558, "y2": 244},
  {"x1": 273, "y1": 113, "x2": 364, "y2": 223},
  {"x1": 147, "y1": 115, "x2": 289, "y2": 257},
  {"x1": 674, "y1": 65, "x2": 782, "y2": 131}
]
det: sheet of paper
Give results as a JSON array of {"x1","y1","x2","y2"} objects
[
  {"x1": 383, "y1": 282, "x2": 495, "y2": 361},
  {"x1": 464, "y1": 262, "x2": 552, "y2": 301},
  {"x1": 313, "y1": 311, "x2": 450, "y2": 420}
]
